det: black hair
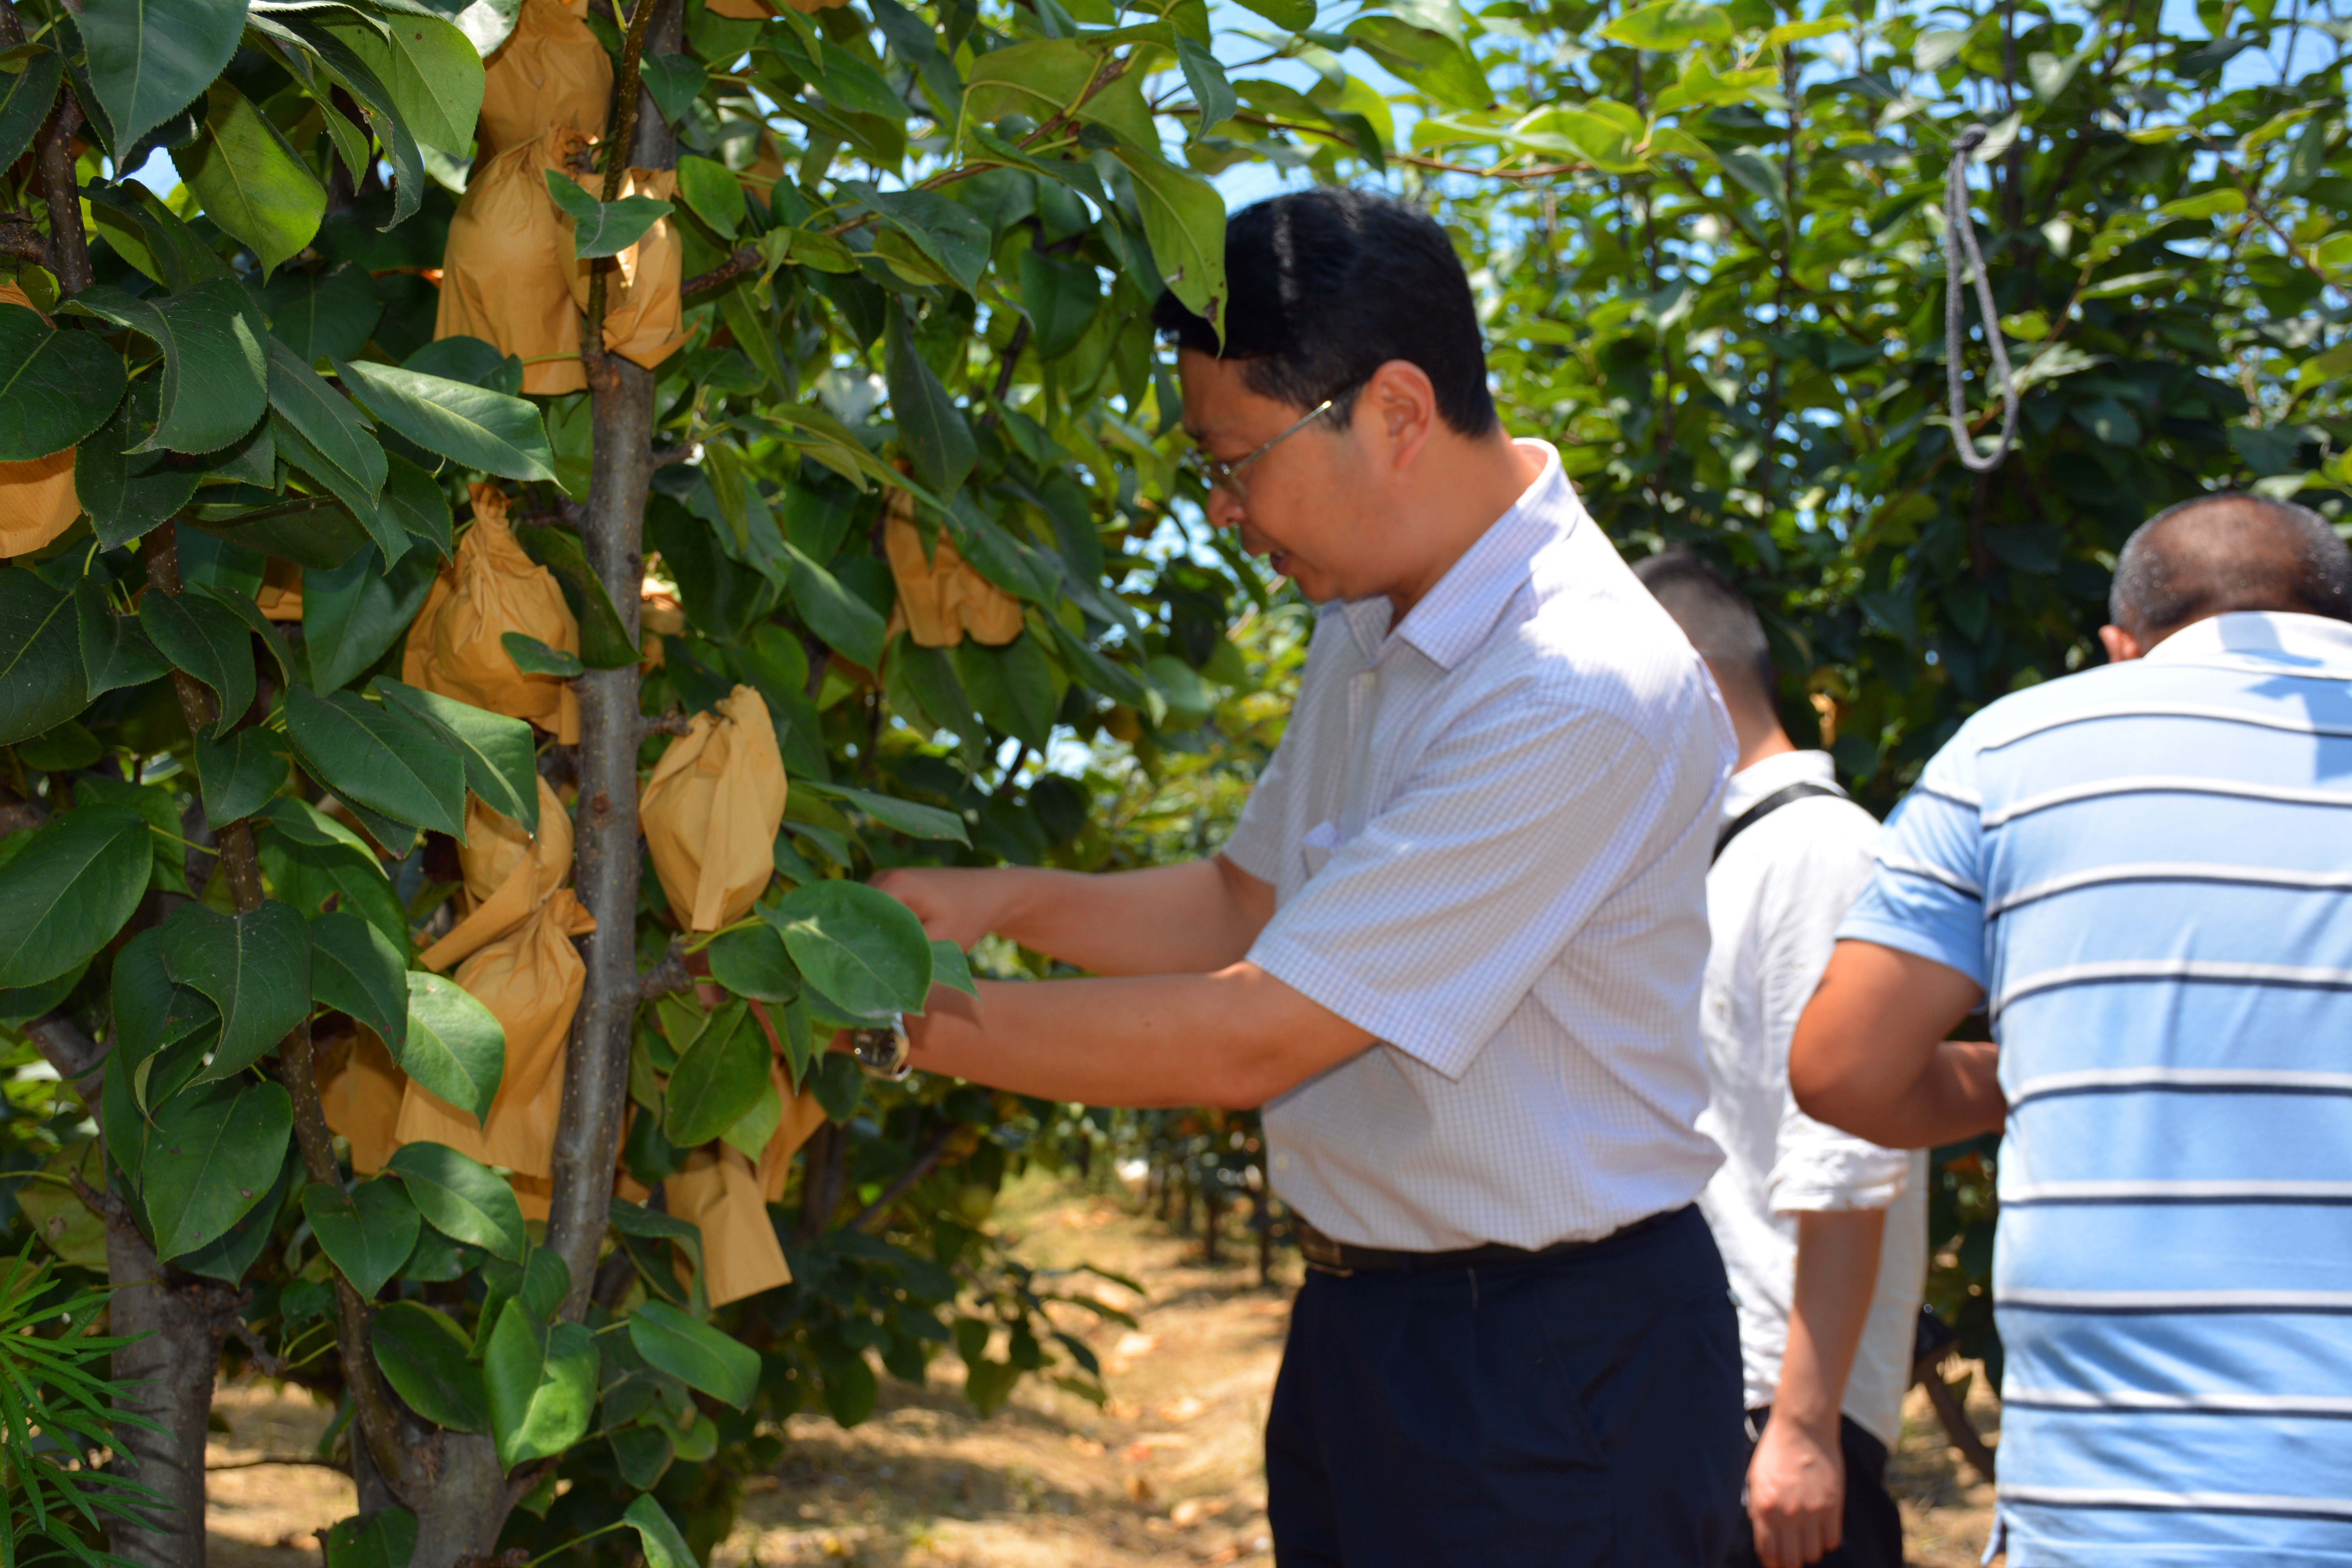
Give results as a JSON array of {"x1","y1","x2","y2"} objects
[
  {"x1": 1151, "y1": 186, "x2": 1498, "y2": 437},
  {"x1": 1630, "y1": 548, "x2": 1777, "y2": 710},
  {"x1": 2109, "y1": 493, "x2": 2352, "y2": 638}
]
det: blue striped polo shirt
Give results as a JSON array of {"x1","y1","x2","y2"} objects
[{"x1": 1838, "y1": 610, "x2": 2352, "y2": 1567}]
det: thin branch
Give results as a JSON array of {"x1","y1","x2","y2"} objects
[
  {"x1": 206, "y1": 1456, "x2": 351, "y2": 1474},
  {"x1": 682, "y1": 246, "x2": 760, "y2": 299},
  {"x1": 36, "y1": 78, "x2": 88, "y2": 295},
  {"x1": 585, "y1": 0, "x2": 662, "y2": 354},
  {"x1": 635, "y1": 945, "x2": 692, "y2": 1000},
  {"x1": 23, "y1": 1011, "x2": 105, "y2": 1103}
]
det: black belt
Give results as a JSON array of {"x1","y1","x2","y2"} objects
[{"x1": 1292, "y1": 1206, "x2": 1688, "y2": 1278}]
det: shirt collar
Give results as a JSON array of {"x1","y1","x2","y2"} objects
[
  {"x1": 2143, "y1": 610, "x2": 2352, "y2": 670},
  {"x1": 1327, "y1": 441, "x2": 1577, "y2": 671},
  {"x1": 1720, "y1": 748, "x2": 1838, "y2": 821}
]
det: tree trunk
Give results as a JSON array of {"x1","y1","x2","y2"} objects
[
  {"x1": 103, "y1": 1214, "x2": 228, "y2": 1568},
  {"x1": 544, "y1": 0, "x2": 680, "y2": 1321}
]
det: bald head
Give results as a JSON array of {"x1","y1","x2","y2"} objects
[{"x1": 2107, "y1": 494, "x2": 2352, "y2": 656}]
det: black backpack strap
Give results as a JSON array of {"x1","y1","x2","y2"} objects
[{"x1": 1712, "y1": 780, "x2": 1849, "y2": 865}]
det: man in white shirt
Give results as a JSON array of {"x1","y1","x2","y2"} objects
[
  {"x1": 863, "y1": 188, "x2": 1748, "y2": 1563},
  {"x1": 1634, "y1": 551, "x2": 1926, "y2": 1568}
]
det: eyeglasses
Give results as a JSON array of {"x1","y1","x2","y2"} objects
[{"x1": 1181, "y1": 381, "x2": 1364, "y2": 501}]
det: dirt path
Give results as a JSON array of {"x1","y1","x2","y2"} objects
[{"x1": 206, "y1": 1177, "x2": 1999, "y2": 1566}]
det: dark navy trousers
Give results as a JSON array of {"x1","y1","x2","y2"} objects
[{"x1": 1265, "y1": 1205, "x2": 1747, "y2": 1566}]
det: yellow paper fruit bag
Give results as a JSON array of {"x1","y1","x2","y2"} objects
[
  {"x1": 0, "y1": 281, "x2": 80, "y2": 557},
  {"x1": 420, "y1": 777, "x2": 573, "y2": 971},
  {"x1": 560, "y1": 164, "x2": 686, "y2": 372},
  {"x1": 641, "y1": 685, "x2": 786, "y2": 933},
  {"x1": 404, "y1": 484, "x2": 581, "y2": 742},
  {"x1": 318, "y1": 1026, "x2": 408, "y2": 1176},
  {"x1": 397, "y1": 887, "x2": 595, "y2": 1176},
  {"x1": 255, "y1": 559, "x2": 303, "y2": 621},
  {"x1": 477, "y1": 0, "x2": 612, "y2": 160},
  {"x1": 883, "y1": 490, "x2": 1025, "y2": 648},
  {"x1": 663, "y1": 1146, "x2": 791, "y2": 1307},
  {"x1": 436, "y1": 129, "x2": 590, "y2": 396}
]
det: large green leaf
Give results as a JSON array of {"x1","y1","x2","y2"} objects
[
  {"x1": 1017, "y1": 248, "x2": 1102, "y2": 361},
  {"x1": 0, "y1": 568, "x2": 87, "y2": 746},
  {"x1": 138, "y1": 587, "x2": 254, "y2": 736},
  {"x1": 543, "y1": 171, "x2": 675, "y2": 259},
  {"x1": 1600, "y1": 0, "x2": 1733, "y2": 48},
  {"x1": 174, "y1": 1138, "x2": 293, "y2": 1283},
  {"x1": 797, "y1": 779, "x2": 969, "y2": 844},
  {"x1": 883, "y1": 307, "x2": 976, "y2": 498},
  {"x1": 398, "y1": 972, "x2": 505, "y2": 1126},
  {"x1": 257, "y1": 831, "x2": 407, "y2": 952},
  {"x1": 303, "y1": 1177, "x2": 421, "y2": 1299},
  {"x1": 77, "y1": 376, "x2": 199, "y2": 549},
  {"x1": 957, "y1": 36, "x2": 1094, "y2": 135},
  {"x1": 159, "y1": 899, "x2": 312, "y2": 1082},
  {"x1": 172, "y1": 81, "x2": 326, "y2": 276},
  {"x1": 69, "y1": 280, "x2": 267, "y2": 455},
  {"x1": 372, "y1": 1300, "x2": 489, "y2": 1431},
  {"x1": 510, "y1": 522, "x2": 640, "y2": 668},
  {"x1": 674, "y1": 154, "x2": 745, "y2": 238},
  {"x1": 322, "y1": 1508, "x2": 417, "y2": 1568},
  {"x1": 0, "y1": 49, "x2": 63, "y2": 173},
  {"x1": 0, "y1": 803, "x2": 151, "y2": 988},
  {"x1": 0, "y1": 304, "x2": 126, "y2": 461},
  {"x1": 333, "y1": 357, "x2": 556, "y2": 481},
  {"x1": 956, "y1": 632, "x2": 1057, "y2": 749},
  {"x1": 486, "y1": 1310, "x2": 597, "y2": 1468},
  {"x1": 1108, "y1": 149, "x2": 1229, "y2": 341},
  {"x1": 268, "y1": 338, "x2": 388, "y2": 499},
  {"x1": 192, "y1": 728, "x2": 289, "y2": 831},
  {"x1": 143, "y1": 1078, "x2": 293, "y2": 1261},
  {"x1": 1341, "y1": 16, "x2": 1489, "y2": 111},
  {"x1": 78, "y1": 0, "x2": 247, "y2": 155},
  {"x1": 763, "y1": 879, "x2": 934, "y2": 1021},
  {"x1": 76, "y1": 577, "x2": 170, "y2": 700},
  {"x1": 110, "y1": 926, "x2": 217, "y2": 1067},
  {"x1": 622, "y1": 1497, "x2": 696, "y2": 1568},
  {"x1": 318, "y1": 11, "x2": 485, "y2": 155},
  {"x1": 782, "y1": 541, "x2": 888, "y2": 671},
  {"x1": 303, "y1": 544, "x2": 435, "y2": 693},
  {"x1": 705, "y1": 922, "x2": 800, "y2": 1003},
  {"x1": 371, "y1": 679, "x2": 539, "y2": 833},
  {"x1": 282, "y1": 685, "x2": 469, "y2": 838},
  {"x1": 385, "y1": 1141, "x2": 524, "y2": 1261},
  {"x1": 310, "y1": 911, "x2": 408, "y2": 1051},
  {"x1": 662, "y1": 999, "x2": 768, "y2": 1147},
  {"x1": 275, "y1": 409, "x2": 407, "y2": 568},
  {"x1": 626, "y1": 1300, "x2": 760, "y2": 1410},
  {"x1": 263, "y1": 263, "x2": 382, "y2": 364}
]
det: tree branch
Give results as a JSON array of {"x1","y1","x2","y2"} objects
[
  {"x1": 24, "y1": 1010, "x2": 105, "y2": 1104},
  {"x1": 36, "y1": 79, "x2": 88, "y2": 296},
  {"x1": 682, "y1": 246, "x2": 759, "y2": 300},
  {"x1": 584, "y1": 0, "x2": 662, "y2": 349}
]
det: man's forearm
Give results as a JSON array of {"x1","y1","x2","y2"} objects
[
  {"x1": 1788, "y1": 942, "x2": 2003, "y2": 1148},
  {"x1": 905, "y1": 963, "x2": 1373, "y2": 1109},
  {"x1": 1773, "y1": 1208, "x2": 1886, "y2": 1434}
]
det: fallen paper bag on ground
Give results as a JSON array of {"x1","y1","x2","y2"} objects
[
  {"x1": 641, "y1": 684, "x2": 786, "y2": 933},
  {"x1": 404, "y1": 483, "x2": 581, "y2": 740}
]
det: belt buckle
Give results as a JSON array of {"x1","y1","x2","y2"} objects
[{"x1": 1294, "y1": 1221, "x2": 1356, "y2": 1278}]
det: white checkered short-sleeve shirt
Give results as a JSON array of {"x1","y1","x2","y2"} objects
[{"x1": 1224, "y1": 440, "x2": 1735, "y2": 1251}]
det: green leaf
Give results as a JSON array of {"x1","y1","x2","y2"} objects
[
  {"x1": 202, "y1": 581, "x2": 295, "y2": 689},
  {"x1": 258, "y1": 826, "x2": 408, "y2": 951},
  {"x1": 609, "y1": 1426, "x2": 673, "y2": 1490},
  {"x1": 303, "y1": 1177, "x2": 421, "y2": 1299},
  {"x1": 509, "y1": 522, "x2": 640, "y2": 669},
  {"x1": 0, "y1": 802, "x2": 151, "y2": 987},
  {"x1": 638, "y1": 52, "x2": 707, "y2": 123},
  {"x1": 172, "y1": 82, "x2": 326, "y2": 276},
  {"x1": 323, "y1": 1508, "x2": 417, "y2": 1568},
  {"x1": 957, "y1": 37, "x2": 1094, "y2": 135},
  {"x1": 262, "y1": 263, "x2": 382, "y2": 364},
  {"x1": 543, "y1": 171, "x2": 674, "y2": 260},
  {"x1": 1340, "y1": 16, "x2": 1488, "y2": 111},
  {"x1": 956, "y1": 632, "x2": 1057, "y2": 749},
  {"x1": 160, "y1": 899, "x2": 312, "y2": 1082},
  {"x1": 1, "y1": 568, "x2": 88, "y2": 745},
  {"x1": 662, "y1": 999, "x2": 768, "y2": 1147},
  {"x1": 139, "y1": 586, "x2": 254, "y2": 736},
  {"x1": 143, "y1": 1078, "x2": 293, "y2": 1261},
  {"x1": 930, "y1": 939, "x2": 978, "y2": 998},
  {"x1": 1231, "y1": 0, "x2": 1315, "y2": 29},
  {"x1": 370, "y1": 679, "x2": 539, "y2": 835},
  {"x1": 0, "y1": 302, "x2": 126, "y2": 461},
  {"x1": 77, "y1": 376, "x2": 199, "y2": 550},
  {"x1": 175, "y1": 1136, "x2": 293, "y2": 1283},
  {"x1": 764, "y1": 880, "x2": 933, "y2": 1021},
  {"x1": 720, "y1": 1074, "x2": 782, "y2": 1158},
  {"x1": 79, "y1": 0, "x2": 246, "y2": 153},
  {"x1": 269, "y1": 338, "x2": 388, "y2": 497},
  {"x1": 405, "y1": 334, "x2": 523, "y2": 397},
  {"x1": 883, "y1": 307, "x2": 976, "y2": 499},
  {"x1": 782, "y1": 541, "x2": 888, "y2": 672},
  {"x1": 303, "y1": 545, "x2": 435, "y2": 693},
  {"x1": 1600, "y1": 0, "x2": 1733, "y2": 48},
  {"x1": 796, "y1": 779, "x2": 969, "y2": 844},
  {"x1": 274, "y1": 409, "x2": 408, "y2": 568},
  {"x1": 868, "y1": 189, "x2": 991, "y2": 294},
  {"x1": 383, "y1": 450, "x2": 454, "y2": 556},
  {"x1": 69, "y1": 279, "x2": 267, "y2": 455},
  {"x1": 386, "y1": 1141, "x2": 526, "y2": 1261},
  {"x1": 332, "y1": 357, "x2": 557, "y2": 481},
  {"x1": 193, "y1": 728, "x2": 289, "y2": 831},
  {"x1": 500, "y1": 631, "x2": 583, "y2": 679},
  {"x1": 627, "y1": 1300, "x2": 760, "y2": 1410},
  {"x1": 111, "y1": 926, "x2": 216, "y2": 1067},
  {"x1": 622, "y1": 1496, "x2": 697, "y2": 1568},
  {"x1": 0, "y1": 49, "x2": 64, "y2": 172},
  {"x1": 675, "y1": 155, "x2": 745, "y2": 239},
  {"x1": 1175, "y1": 36, "x2": 1237, "y2": 136},
  {"x1": 705, "y1": 921, "x2": 799, "y2": 1003},
  {"x1": 283, "y1": 685, "x2": 470, "y2": 838},
  {"x1": 1018, "y1": 247, "x2": 1103, "y2": 361},
  {"x1": 487, "y1": 1313, "x2": 597, "y2": 1467},
  {"x1": 1108, "y1": 150, "x2": 1228, "y2": 344},
  {"x1": 76, "y1": 576, "x2": 169, "y2": 699},
  {"x1": 310, "y1": 911, "x2": 409, "y2": 1051},
  {"x1": 372, "y1": 1300, "x2": 490, "y2": 1431},
  {"x1": 318, "y1": 11, "x2": 485, "y2": 155},
  {"x1": 396, "y1": 971, "x2": 505, "y2": 1125}
]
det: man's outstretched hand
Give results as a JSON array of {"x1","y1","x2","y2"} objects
[
  {"x1": 867, "y1": 865, "x2": 1007, "y2": 953},
  {"x1": 1746, "y1": 1412, "x2": 1845, "y2": 1568}
]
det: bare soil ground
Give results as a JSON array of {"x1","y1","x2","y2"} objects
[{"x1": 207, "y1": 1176, "x2": 2000, "y2": 1566}]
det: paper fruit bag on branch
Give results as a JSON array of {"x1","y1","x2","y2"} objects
[
  {"x1": 883, "y1": 488, "x2": 1024, "y2": 648},
  {"x1": 318, "y1": 1025, "x2": 407, "y2": 1175},
  {"x1": 0, "y1": 281, "x2": 80, "y2": 557},
  {"x1": 436, "y1": 128, "x2": 591, "y2": 396},
  {"x1": 397, "y1": 887, "x2": 596, "y2": 1176},
  {"x1": 420, "y1": 776, "x2": 573, "y2": 971},
  {"x1": 404, "y1": 484, "x2": 581, "y2": 740},
  {"x1": 254, "y1": 559, "x2": 303, "y2": 621},
  {"x1": 559, "y1": 164, "x2": 687, "y2": 374},
  {"x1": 641, "y1": 685, "x2": 787, "y2": 933},
  {"x1": 662, "y1": 1059, "x2": 829, "y2": 1307},
  {"x1": 476, "y1": 0, "x2": 612, "y2": 160}
]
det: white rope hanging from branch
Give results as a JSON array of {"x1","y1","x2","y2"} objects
[{"x1": 1943, "y1": 125, "x2": 2019, "y2": 474}]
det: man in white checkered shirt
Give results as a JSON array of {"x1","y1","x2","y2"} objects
[{"x1": 869, "y1": 187, "x2": 1749, "y2": 1564}]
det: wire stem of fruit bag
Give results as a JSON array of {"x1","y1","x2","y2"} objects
[
  {"x1": 1943, "y1": 125, "x2": 2018, "y2": 474},
  {"x1": 586, "y1": 0, "x2": 660, "y2": 350}
]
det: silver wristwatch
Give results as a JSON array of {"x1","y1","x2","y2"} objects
[{"x1": 847, "y1": 1012, "x2": 912, "y2": 1081}]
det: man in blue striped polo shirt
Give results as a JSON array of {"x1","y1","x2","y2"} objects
[{"x1": 1788, "y1": 493, "x2": 2352, "y2": 1566}]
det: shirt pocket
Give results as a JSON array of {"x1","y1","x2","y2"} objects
[{"x1": 1299, "y1": 818, "x2": 1342, "y2": 880}]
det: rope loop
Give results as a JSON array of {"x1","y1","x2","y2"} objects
[{"x1": 1942, "y1": 129, "x2": 2018, "y2": 474}]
